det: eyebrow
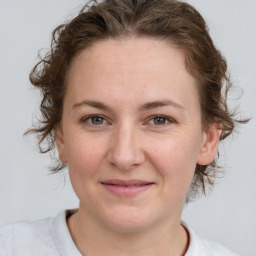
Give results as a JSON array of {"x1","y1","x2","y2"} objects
[
  {"x1": 138, "y1": 100, "x2": 184, "y2": 111},
  {"x1": 72, "y1": 100, "x2": 185, "y2": 111},
  {"x1": 73, "y1": 100, "x2": 111, "y2": 111}
]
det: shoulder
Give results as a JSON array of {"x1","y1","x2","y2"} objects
[
  {"x1": 0, "y1": 215, "x2": 58, "y2": 255},
  {"x1": 196, "y1": 237, "x2": 240, "y2": 256},
  {"x1": 184, "y1": 222, "x2": 240, "y2": 256},
  {"x1": 0, "y1": 209, "x2": 80, "y2": 256}
]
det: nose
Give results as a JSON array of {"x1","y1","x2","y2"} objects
[{"x1": 107, "y1": 124, "x2": 145, "y2": 171}]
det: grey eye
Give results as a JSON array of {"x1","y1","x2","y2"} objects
[
  {"x1": 90, "y1": 116, "x2": 105, "y2": 125},
  {"x1": 153, "y1": 117, "x2": 168, "y2": 125}
]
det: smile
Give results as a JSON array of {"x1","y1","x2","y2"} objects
[{"x1": 100, "y1": 179, "x2": 154, "y2": 197}]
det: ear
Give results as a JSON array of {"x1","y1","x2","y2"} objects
[
  {"x1": 197, "y1": 123, "x2": 222, "y2": 165},
  {"x1": 55, "y1": 125, "x2": 68, "y2": 163}
]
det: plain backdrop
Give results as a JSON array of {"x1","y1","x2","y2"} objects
[{"x1": 0, "y1": 0, "x2": 255, "y2": 255}]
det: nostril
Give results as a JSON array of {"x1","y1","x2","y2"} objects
[{"x1": 107, "y1": 131, "x2": 146, "y2": 171}]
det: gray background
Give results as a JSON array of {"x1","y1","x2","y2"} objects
[{"x1": 0, "y1": 0, "x2": 255, "y2": 255}]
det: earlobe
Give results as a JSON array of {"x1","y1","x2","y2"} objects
[
  {"x1": 55, "y1": 126, "x2": 68, "y2": 163},
  {"x1": 197, "y1": 123, "x2": 222, "y2": 165}
]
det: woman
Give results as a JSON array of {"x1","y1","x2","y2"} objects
[{"x1": 0, "y1": 0, "x2": 246, "y2": 255}]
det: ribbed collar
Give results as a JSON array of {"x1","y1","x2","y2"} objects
[{"x1": 50, "y1": 209, "x2": 81, "y2": 256}]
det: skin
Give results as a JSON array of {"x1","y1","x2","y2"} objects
[{"x1": 56, "y1": 38, "x2": 221, "y2": 256}]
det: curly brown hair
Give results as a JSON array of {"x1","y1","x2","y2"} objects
[{"x1": 27, "y1": 0, "x2": 246, "y2": 201}]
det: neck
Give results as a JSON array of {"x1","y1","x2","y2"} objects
[{"x1": 67, "y1": 207, "x2": 189, "y2": 256}]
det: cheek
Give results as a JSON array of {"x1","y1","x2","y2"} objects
[
  {"x1": 66, "y1": 134, "x2": 109, "y2": 203},
  {"x1": 149, "y1": 134, "x2": 200, "y2": 186},
  {"x1": 66, "y1": 133, "x2": 108, "y2": 178}
]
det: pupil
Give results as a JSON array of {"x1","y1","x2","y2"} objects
[
  {"x1": 154, "y1": 117, "x2": 165, "y2": 125},
  {"x1": 92, "y1": 117, "x2": 103, "y2": 125}
]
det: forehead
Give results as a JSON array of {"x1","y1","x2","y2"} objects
[
  {"x1": 65, "y1": 37, "x2": 199, "y2": 111},
  {"x1": 68, "y1": 37, "x2": 188, "y2": 80}
]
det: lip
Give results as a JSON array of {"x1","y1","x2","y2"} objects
[{"x1": 100, "y1": 179, "x2": 154, "y2": 197}]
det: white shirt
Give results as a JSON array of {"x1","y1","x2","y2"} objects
[{"x1": 0, "y1": 209, "x2": 239, "y2": 256}]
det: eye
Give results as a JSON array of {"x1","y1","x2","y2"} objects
[
  {"x1": 148, "y1": 115, "x2": 173, "y2": 126},
  {"x1": 82, "y1": 115, "x2": 107, "y2": 126}
]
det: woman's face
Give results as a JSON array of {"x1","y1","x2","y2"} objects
[{"x1": 57, "y1": 38, "x2": 219, "y2": 232}]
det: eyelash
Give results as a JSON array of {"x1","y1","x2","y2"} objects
[
  {"x1": 147, "y1": 115, "x2": 174, "y2": 126},
  {"x1": 81, "y1": 115, "x2": 108, "y2": 126},
  {"x1": 81, "y1": 114, "x2": 175, "y2": 127}
]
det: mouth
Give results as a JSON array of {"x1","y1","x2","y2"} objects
[{"x1": 100, "y1": 179, "x2": 154, "y2": 197}]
